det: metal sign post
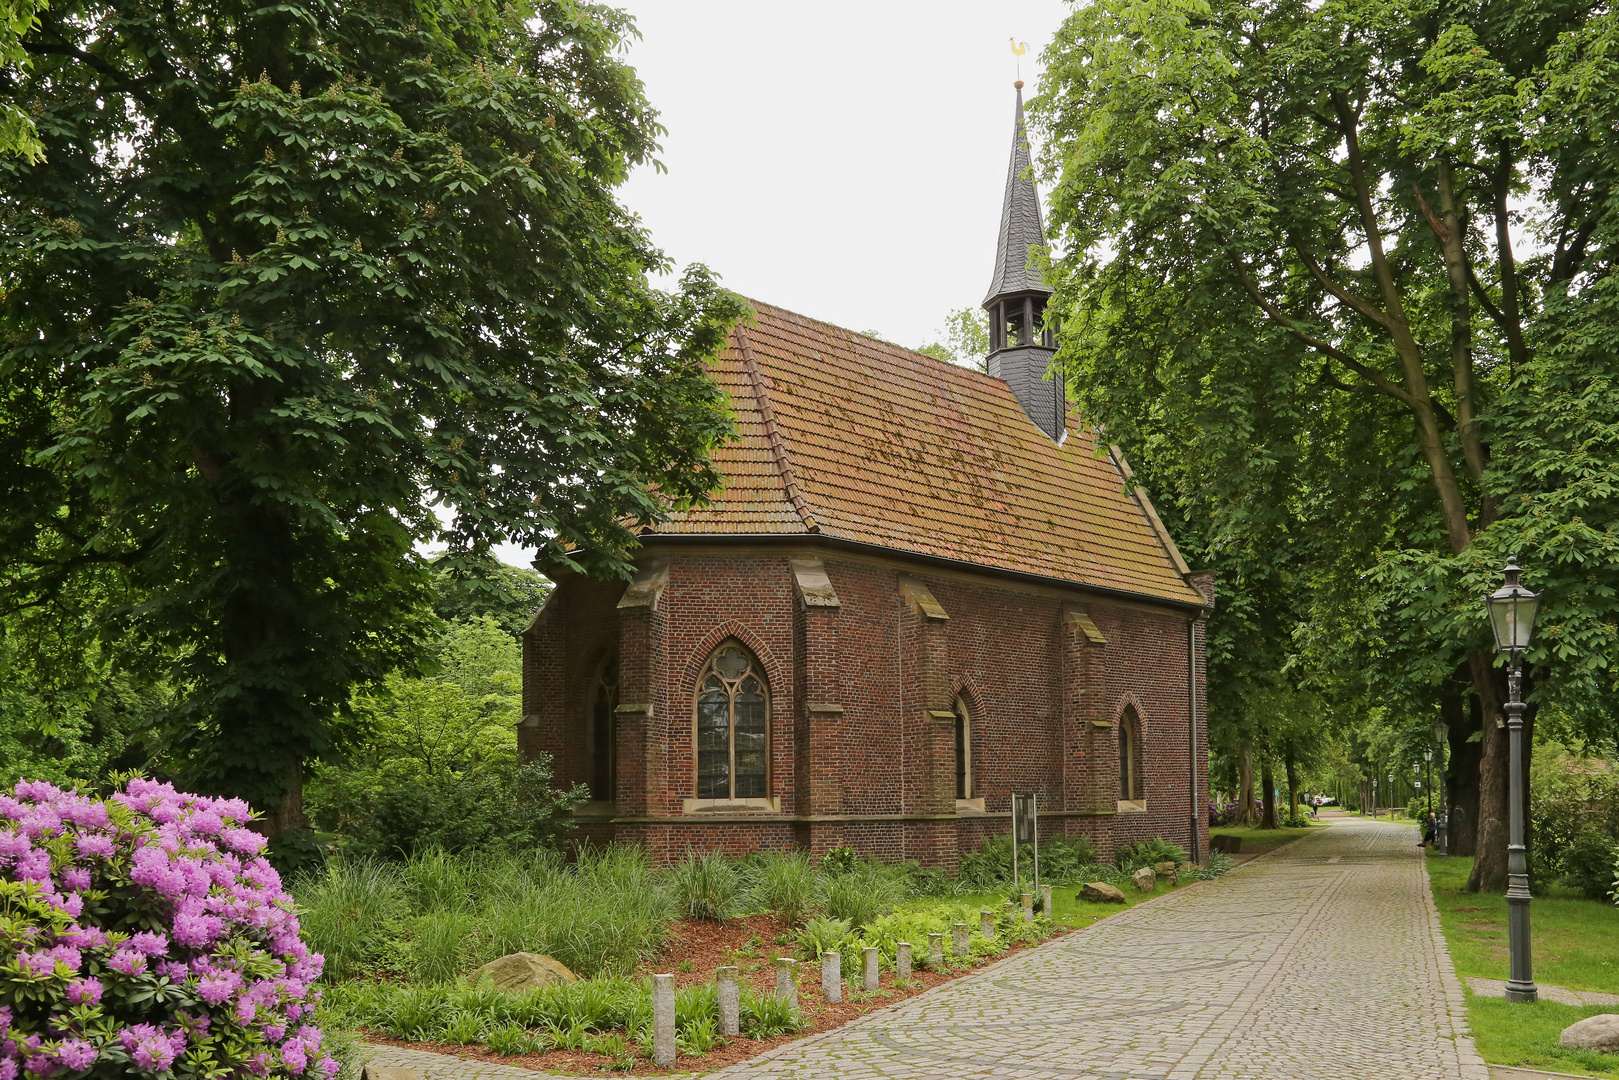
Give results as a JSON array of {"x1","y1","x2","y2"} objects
[
  {"x1": 1032, "y1": 793, "x2": 1040, "y2": 907},
  {"x1": 1011, "y1": 793, "x2": 1040, "y2": 901}
]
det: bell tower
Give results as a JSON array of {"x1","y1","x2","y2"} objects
[{"x1": 983, "y1": 80, "x2": 1063, "y2": 441}]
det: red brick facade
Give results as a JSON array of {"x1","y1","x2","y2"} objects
[{"x1": 521, "y1": 546, "x2": 1211, "y2": 868}]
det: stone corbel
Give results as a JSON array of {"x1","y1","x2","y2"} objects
[
  {"x1": 790, "y1": 557, "x2": 840, "y2": 608},
  {"x1": 616, "y1": 559, "x2": 671, "y2": 611}
]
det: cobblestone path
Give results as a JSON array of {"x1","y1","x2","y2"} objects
[
  {"x1": 713, "y1": 815, "x2": 1485, "y2": 1080},
  {"x1": 365, "y1": 815, "x2": 1486, "y2": 1080}
]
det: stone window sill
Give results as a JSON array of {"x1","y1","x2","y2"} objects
[
  {"x1": 1116, "y1": 799, "x2": 1148, "y2": 814},
  {"x1": 573, "y1": 801, "x2": 618, "y2": 818},
  {"x1": 682, "y1": 797, "x2": 780, "y2": 814},
  {"x1": 955, "y1": 798, "x2": 986, "y2": 813}
]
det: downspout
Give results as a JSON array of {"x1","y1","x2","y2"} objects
[{"x1": 1189, "y1": 617, "x2": 1202, "y2": 864}]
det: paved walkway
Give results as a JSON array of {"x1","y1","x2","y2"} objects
[{"x1": 365, "y1": 815, "x2": 1489, "y2": 1080}]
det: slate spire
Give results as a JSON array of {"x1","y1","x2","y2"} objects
[
  {"x1": 984, "y1": 81, "x2": 1050, "y2": 305},
  {"x1": 982, "y1": 81, "x2": 1063, "y2": 441}
]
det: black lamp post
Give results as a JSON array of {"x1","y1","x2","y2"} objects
[
  {"x1": 1485, "y1": 555, "x2": 1541, "y2": 1004},
  {"x1": 1423, "y1": 750, "x2": 1434, "y2": 822},
  {"x1": 1432, "y1": 720, "x2": 1450, "y2": 853}
]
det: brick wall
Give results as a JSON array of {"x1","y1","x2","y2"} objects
[{"x1": 522, "y1": 546, "x2": 1210, "y2": 867}]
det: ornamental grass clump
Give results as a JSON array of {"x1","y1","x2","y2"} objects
[{"x1": 0, "y1": 778, "x2": 338, "y2": 1079}]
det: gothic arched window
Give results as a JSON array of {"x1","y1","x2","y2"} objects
[
  {"x1": 1119, "y1": 707, "x2": 1143, "y2": 804},
  {"x1": 694, "y1": 643, "x2": 768, "y2": 800},
  {"x1": 953, "y1": 697, "x2": 972, "y2": 801},
  {"x1": 588, "y1": 657, "x2": 618, "y2": 802}
]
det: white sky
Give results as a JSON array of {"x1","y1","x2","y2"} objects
[{"x1": 489, "y1": 0, "x2": 1072, "y2": 567}]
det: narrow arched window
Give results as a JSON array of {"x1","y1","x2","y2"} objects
[
  {"x1": 1119, "y1": 708, "x2": 1142, "y2": 803},
  {"x1": 695, "y1": 643, "x2": 768, "y2": 800},
  {"x1": 588, "y1": 657, "x2": 618, "y2": 802},
  {"x1": 954, "y1": 697, "x2": 972, "y2": 800}
]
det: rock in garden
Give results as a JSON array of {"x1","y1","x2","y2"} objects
[
  {"x1": 470, "y1": 951, "x2": 578, "y2": 991},
  {"x1": 1560, "y1": 1014, "x2": 1619, "y2": 1052},
  {"x1": 1080, "y1": 881, "x2": 1127, "y2": 904},
  {"x1": 1154, "y1": 861, "x2": 1179, "y2": 884},
  {"x1": 1132, "y1": 867, "x2": 1156, "y2": 892}
]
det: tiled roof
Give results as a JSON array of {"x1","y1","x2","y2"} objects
[
  {"x1": 650, "y1": 301, "x2": 1206, "y2": 608},
  {"x1": 983, "y1": 84, "x2": 1050, "y2": 304}
]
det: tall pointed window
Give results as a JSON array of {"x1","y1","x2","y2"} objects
[
  {"x1": 954, "y1": 697, "x2": 972, "y2": 800},
  {"x1": 694, "y1": 644, "x2": 769, "y2": 800},
  {"x1": 589, "y1": 657, "x2": 618, "y2": 802},
  {"x1": 1119, "y1": 707, "x2": 1143, "y2": 806}
]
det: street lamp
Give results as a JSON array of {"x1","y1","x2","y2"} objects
[
  {"x1": 1423, "y1": 749, "x2": 1434, "y2": 823},
  {"x1": 1431, "y1": 721, "x2": 1450, "y2": 853},
  {"x1": 1485, "y1": 555, "x2": 1541, "y2": 1004}
]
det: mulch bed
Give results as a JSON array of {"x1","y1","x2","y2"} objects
[{"x1": 363, "y1": 913, "x2": 1072, "y2": 1075}]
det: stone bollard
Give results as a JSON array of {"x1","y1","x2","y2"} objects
[
  {"x1": 952, "y1": 922, "x2": 970, "y2": 956},
  {"x1": 896, "y1": 941, "x2": 912, "y2": 981},
  {"x1": 1022, "y1": 892, "x2": 1035, "y2": 923},
  {"x1": 821, "y1": 952, "x2": 841, "y2": 1003},
  {"x1": 862, "y1": 947, "x2": 879, "y2": 992},
  {"x1": 1040, "y1": 884, "x2": 1053, "y2": 916},
  {"x1": 927, "y1": 932, "x2": 943, "y2": 968},
  {"x1": 980, "y1": 909, "x2": 995, "y2": 938},
  {"x1": 775, "y1": 957, "x2": 797, "y2": 1007},
  {"x1": 652, "y1": 973, "x2": 675, "y2": 1066},
  {"x1": 716, "y1": 965, "x2": 740, "y2": 1036}
]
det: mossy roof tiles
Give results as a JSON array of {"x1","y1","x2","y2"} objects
[{"x1": 652, "y1": 301, "x2": 1203, "y2": 608}]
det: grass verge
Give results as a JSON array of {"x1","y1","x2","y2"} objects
[
  {"x1": 1208, "y1": 822, "x2": 1323, "y2": 859},
  {"x1": 1427, "y1": 849, "x2": 1619, "y2": 1078}
]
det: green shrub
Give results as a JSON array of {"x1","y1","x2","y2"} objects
[
  {"x1": 1530, "y1": 746, "x2": 1619, "y2": 894},
  {"x1": 1114, "y1": 837, "x2": 1189, "y2": 872},
  {"x1": 1561, "y1": 829, "x2": 1619, "y2": 900},
  {"x1": 797, "y1": 916, "x2": 856, "y2": 959},
  {"x1": 820, "y1": 846, "x2": 861, "y2": 875},
  {"x1": 739, "y1": 986, "x2": 804, "y2": 1038},
  {"x1": 827, "y1": 862, "x2": 907, "y2": 928},
  {"x1": 294, "y1": 858, "x2": 409, "y2": 980},
  {"x1": 748, "y1": 850, "x2": 826, "y2": 924},
  {"x1": 956, "y1": 833, "x2": 1099, "y2": 890},
  {"x1": 668, "y1": 849, "x2": 745, "y2": 921},
  {"x1": 412, "y1": 911, "x2": 476, "y2": 983}
]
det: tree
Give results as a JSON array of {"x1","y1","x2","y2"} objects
[
  {"x1": 0, "y1": 0, "x2": 744, "y2": 834},
  {"x1": 1037, "y1": 0, "x2": 1619, "y2": 890},
  {"x1": 918, "y1": 307, "x2": 990, "y2": 370},
  {"x1": 0, "y1": 0, "x2": 45, "y2": 161},
  {"x1": 430, "y1": 554, "x2": 551, "y2": 638}
]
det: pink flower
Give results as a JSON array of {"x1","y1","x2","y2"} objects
[
  {"x1": 127, "y1": 931, "x2": 168, "y2": 958},
  {"x1": 66, "y1": 977, "x2": 102, "y2": 1005},
  {"x1": 262, "y1": 1025, "x2": 285, "y2": 1044},
  {"x1": 109, "y1": 948, "x2": 147, "y2": 976},
  {"x1": 318, "y1": 1057, "x2": 340, "y2": 1078},
  {"x1": 73, "y1": 834, "x2": 114, "y2": 859},
  {"x1": 197, "y1": 973, "x2": 240, "y2": 1006},
  {"x1": 219, "y1": 827, "x2": 266, "y2": 856},
  {"x1": 119, "y1": 1024, "x2": 175, "y2": 1071},
  {"x1": 0, "y1": 1059, "x2": 16, "y2": 1080},
  {"x1": 16, "y1": 951, "x2": 57, "y2": 978},
  {"x1": 56, "y1": 1039, "x2": 97, "y2": 1070},
  {"x1": 280, "y1": 1042, "x2": 308, "y2": 1074}
]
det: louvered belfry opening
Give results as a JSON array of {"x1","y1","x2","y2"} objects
[{"x1": 983, "y1": 80, "x2": 1063, "y2": 441}]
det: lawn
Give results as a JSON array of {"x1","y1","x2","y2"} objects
[
  {"x1": 1208, "y1": 822, "x2": 1326, "y2": 858},
  {"x1": 1427, "y1": 850, "x2": 1619, "y2": 1078},
  {"x1": 953, "y1": 868, "x2": 1191, "y2": 932}
]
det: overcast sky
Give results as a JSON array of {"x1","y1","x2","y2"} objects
[
  {"x1": 616, "y1": 0, "x2": 1072, "y2": 348},
  {"x1": 488, "y1": 1, "x2": 1073, "y2": 566}
]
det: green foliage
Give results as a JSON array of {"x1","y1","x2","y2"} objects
[
  {"x1": 795, "y1": 916, "x2": 855, "y2": 960},
  {"x1": 429, "y1": 555, "x2": 551, "y2": 639},
  {"x1": 820, "y1": 846, "x2": 861, "y2": 876},
  {"x1": 745, "y1": 849, "x2": 826, "y2": 926},
  {"x1": 667, "y1": 850, "x2": 745, "y2": 921},
  {"x1": 1531, "y1": 746, "x2": 1619, "y2": 898},
  {"x1": 293, "y1": 845, "x2": 675, "y2": 981},
  {"x1": 0, "y1": 0, "x2": 45, "y2": 161},
  {"x1": 917, "y1": 307, "x2": 990, "y2": 370},
  {"x1": 307, "y1": 617, "x2": 585, "y2": 858},
  {"x1": 0, "y1": 0, "x2": 745, "y2": 817},
  {"x1": 956, "y1": 834, "x2": 1100, "y2": 890},
  {"x1": 1035, "y1": 0, "x2": 1619, "y2": 854},
  {"x1": 1114, "y1": 838, "x2": 1188, "y2": 873},
  {"x1": 826, "y1": 862, "x2": 908, "y2": 930},
  {"x1": 738, "y1": 986, "x2": 805, "y2": 1039}
]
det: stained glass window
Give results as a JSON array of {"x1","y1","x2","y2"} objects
[
  {"x1": 694, "y1": 644, "x2": 769, "y2": 800},
  {"x1": 590, "y1": 657, "x2": 618, "y2": 801}
]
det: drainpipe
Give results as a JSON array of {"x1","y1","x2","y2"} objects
[{"x1": 1189, "y1": 618, "x2": 1202, "y2": 864}]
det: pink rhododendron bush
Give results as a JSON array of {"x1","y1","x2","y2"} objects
[{"x1": 0, "y1": 779, "x2": 339, "y2": 1079}]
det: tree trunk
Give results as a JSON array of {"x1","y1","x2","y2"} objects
[
  {"x1": 264, "y1": 760, "x2": 305, "y2": 838},
  {"x1": 1237, "y1": 742, "x2": 1258, "y2": 827},
  {"x1": 1445, "y1": 683, "x2": 1482, "y2": 857},
  {"x1": 1284, "y1": 749, "x2": 1299, "y2": 821},
  {"x1": 1260, "y1": 758, "x2": 1278, "y2": 829},
  {"x1": 1467, "y1": 652, "x2": 1509, "y2": 892}
]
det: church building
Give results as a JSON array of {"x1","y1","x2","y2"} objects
[{"x1": 520, "y1": 86, "x2": 1213, "y2": 868}]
